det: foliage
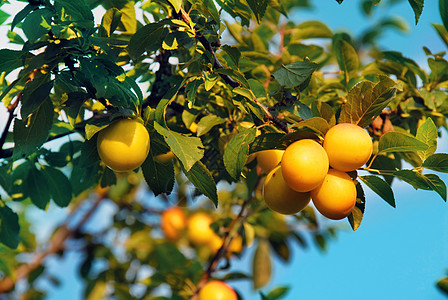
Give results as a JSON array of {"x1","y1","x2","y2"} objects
[{"x1": 0, "y1": 0, "x2": 446, "y2": 299}]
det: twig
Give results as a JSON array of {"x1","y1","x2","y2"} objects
[
  {"x1": 176, "y1": 8, "x2": 240, "y2": 89},
  {"x1": 254, "y1": 98, "x2": 291, "y2": 133},
  {"x1": 190, "y1": 199, "x2": 251, "y2": 300},
  {"x1": 0, "y1": 194, "x2": 106, "y2": 294}
]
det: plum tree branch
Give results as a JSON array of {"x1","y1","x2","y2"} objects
[
  {"x1": 0, "y1": 193, "x2": 106, "y2": 294},
  {"x1": 190, "y1": 198, "x2": 251, "y2": 300}
]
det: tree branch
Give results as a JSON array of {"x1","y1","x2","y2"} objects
[
  {"x1": 0, "y1": 192, "x2": 106, "y2": 294},
  {"x1": 190, "y1": 199, "x2": 251, "y2": 300}
]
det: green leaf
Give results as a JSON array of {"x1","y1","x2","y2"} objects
[
  {"x1": 185, "y1": 78, "x2": 203, "y2": 105},
  {"x1": 422, "y1": 153, "x2": 448, "y2": 172},
  {"x1": 167, "y1": 0, "x2": 182, "y2": 13},
  {"x1": 437, "y1": 277, "x2": 448, "y2": 296},
  {"x1": 11, "y1": 4, "x2": 38, "y2": 31},
  {"x1": 54, "y1": 0, "x2": 94, "y2": 24},
  {"x1": 246, "y1": 0, "x2": 269, "y2": 22},
  {"x1": 393, "y1": 171, "x2": 447, "y2": 200},
  {"x1": 359, "y1": 175, "x2": 395, "y2": 207},
  {"x1": 273, "y1": 61, "x2": 318, "y2": 89},
  {"x1": 408, "y1": 0, "x2": 424, "y2": 24},
  {"x1": 440, "y1": 0, "x2": 448, "y2": 32},
  {"x1": 101, "y1": 8, "x2": 122, "y2": 36},
  {"x1": 7, "y1": 30, "x2": 26, "y2": 45},
  {"x1": 266, "y1": 286, "x2": 290, "y2": 300},
  {"x1": 26, "y1": 166, "x2": 51, "y2": 210},
  {"x1": 333, "y1": 38, "x2": 359, "y2": 83},
  {"x1": 203, "y1": 71, "x2": 219, "y2": 91},
  {"x1": 294, "y1": 117, "x2": 330, "y2": 137},
  {"x1": 154, "y1": 122, "x2": 204, "y2": 172},
  {"x1": 183, "y1": 161, "x2": 218, "y2": 206},
  {"x1": 0, "y1": 205, "x2": 20, "y2": 249},
  {"x1": 424, "y1": 174, "x2": 447, "y2": 201},
  {"x1": 141, "y1": 146, "x2": 175, "y2": 196},
  {"x1": 196, "y1": 115, "x2": 226, "y2": 137},
  {"x1": 250, "y1": 133, "x2": 285, "y2": 153},
  {"x1": 339, "y1": 76, "x2": 396, "y2": 128},
  {"x1": 0, "y1": 49, "x2": 25, "y2": 75},
  {"x1": 416, "y1": 118, "x2": 437, "y2": 161},
  {"x1": 155, "y1": 76, "x2": 185, "y2": 125},
  {"x1": 128, "y1": 19, "x2": 170, "y2": 60},
  {"x1": 253, "y1": 239, "x2": 271, "y2": 289},
  {"x1": 21, "y1": 77, "x2": 53, "y2": 118},
  {"x1": 348, "y1": 181, "x2": 366, "y2": 231},
  {"x1": 393, "y1": 170, "x2": 431, "y2": 190},
  {"x1": 13, "y1": 99, "x2": 54, "y2": 159},
  {"x1": 201, "y1": 0, "x2": 221, "y2": 24},
  {"x1": 223, "y1": 128, "x2": 257, "y2": 180},
  {"x1": 100, "y1": 167, "x2": 117, "y2": 187},
  {"x1": 41, "y1": 167, "x2": 73, "y2": 207},
  {"x1": 378, "y1": 131, "x2": 429, "y2": 154},
  {"x1": 292, "y1": 20, "x2": 332, "y2": 40},
  {"x1": 79, "y1": 136, "x2": 101, "y2": 167},
  {"x1": 432, "y1": 24, "x2": 448, "y2": 49},
  {"x1": 222, "y1": 45, "x2": 241, "y2": 68},
  {"x1": 22, "y1": 8, "x2": 52, "y2": 42}
]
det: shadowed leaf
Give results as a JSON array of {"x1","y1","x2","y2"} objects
[{"x1": 224, "y1": 128, "x2": 257, "y2": 180}]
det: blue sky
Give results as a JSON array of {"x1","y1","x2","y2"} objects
[{"x1": 2, "y1": 1, "x2": 448, "y2": 300}]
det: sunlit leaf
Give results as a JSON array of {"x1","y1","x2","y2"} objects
[
  {"x1": 339, "y1": 76, "x2": 397, "y2": 127},
  {"x1": 196, "y1": 115, "x2": 226, "y2": 137},
  {"x1": 246, "y1": 0, "x2": 269, "y2": 22},
  {"x1": 167, "y1": 0, "x2": 182, "y2": 13},
  {"x1": 154, "y1": 122, "x2": 204, "y2": 172},
  {"x1": 333, "y1": 38, "x2": 359, "y2": 83},
  {"x1": 378, "y1": 131, "x2": 429, "y2": 154},
  {"x1": 292, "y1": 20, "x2": 332, "y2": 40},
  {"x1": 273, "y1": 60, "x2": 318, "y2": 89},
  {"x1": 416, "y1": 118, "x2": 437, "y2": 161}
]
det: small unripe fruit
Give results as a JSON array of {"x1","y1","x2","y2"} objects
[
  {"x1": 257, "y1": 150, "x2": 284, "y2": 173},
  {"x1": 198, "y1": 281, "x2": 238, "y2": 300},
  {"x1": 187, "y1": 213, "x2": 215, "y2": 245},
  {"x1": 311, "y1": 169, "x2": 357, "y2": 220},
  {"x1": 263, "y1": 165, "x2": 311, "y2": 214},
  {"x1": 97, "y1": 119, "x2": 150, "y2": 172},
  {"x1": 161, "y1": 207, "x2": 187, "y2": 241},
  {"x1": 281, "y1": 139, "x2": 329, "y2": 192},
  {"x1": 323, "y1": 123, "x2": 373, "y2": 172}
]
